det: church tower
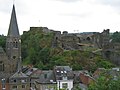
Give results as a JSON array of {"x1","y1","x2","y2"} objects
[{"x1": 6, "y1": 5, "x2": 21, "y2": 73}]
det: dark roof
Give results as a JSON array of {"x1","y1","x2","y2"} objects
[
  {"x1": 7, "y1": 5, "x2": 20, "y2": 37},
  {"x1": 54, "y1": 66, "x2": 74, "y2": 80},
  {"x1": 10, "y1": 71, "x2": 28, "y2": 78},
  {"x1": 37, "y1": 70, "x2": 56, "y2": 84},
  {"x1": 30, "y1": 69, "x2": 42, "y2": 77}
]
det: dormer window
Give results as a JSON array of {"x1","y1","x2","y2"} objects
[
  {"x1": 57, "y1": 70, "x2": 59, "y2": 72},
  {"x1": 64, "y1": 71, "x2": 67, "y2": 73},
  {"x1": 61, "y1": 71, "x2": 63, "y2": 74},
  {"x1": 21, "y1": 80, "x2": 25, "y2": 83}
]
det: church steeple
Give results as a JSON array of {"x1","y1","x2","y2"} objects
[
  {"x1": 6, "y1": 4, "x2": 21, "y2": 73},
  {"x1": 7, "y1": 4, "x2": 19, "y2": 37}
]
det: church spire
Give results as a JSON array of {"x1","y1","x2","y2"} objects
[
  {"x1": 7, "y1": 4, "x2": 19, "y2": 37},
  {"x1": 6, "y1": 4, "x2": 21, "y2": 73}
]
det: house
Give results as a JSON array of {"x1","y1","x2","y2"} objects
[
  {"x1": 29, "y1": 66, "x2": 82, "y2": 90},
  {"x1": 35, "y1": 70, "x2": 56, "y2": 90},
  {"x1": 23, "y1": 66, "x2": 90, "y2": 90},
  {"x1": 22, "y1": 65, "x2": 39, "y2": 89},
  {"x1": 29, "y1": 69, "x2": 42, "y2": 89},
  {"x1": 9, "y1": 71, "x2": 30, "y2": 90},
  {"x1": 54, "y1": 66, "x2": 74, "y2": 90},
  {"x1": 79, "y1": 71, "x2": 95, "y2": 86}
]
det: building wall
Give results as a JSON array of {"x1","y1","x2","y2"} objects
[
  {"x1": 9, "y1": 77, "x2": 30, "y2": 90},
  {"x1": 57, "y1": 80, "x2": 73, "y2": 90},
  {"x1": 80, "y1": 73, "x2": 94, "y2": 85},
  {"x1": 0, "y1": 82, "x2": 10, "y2": 90},
  {"x1": 9, "y1": 83, "x2": 30, "y2": 90},
  {"x1": 36, "y1": 83, "x2": 57, "y2": 90}
]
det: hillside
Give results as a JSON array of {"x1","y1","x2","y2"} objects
[{"x1": 21, "y1": 27, "x2": 115, "y2": 72}]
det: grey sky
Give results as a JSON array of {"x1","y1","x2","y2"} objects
[
  {"x1": 53, "y1": 0, "x2": 81, "y2": 3},
  {"x1": 0, "y1": 0, "x2": 120, "y2": 35}
]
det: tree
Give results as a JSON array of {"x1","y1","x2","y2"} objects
[
  {"x1": 0, "y1": 35, "x2": 6, "y2": 49},
  {"x1": 111, "y1": 31, "x2": 120, "y2": 43},
  {"x1": 88, "y1": 75, "x2": 120, "y2": 90}
]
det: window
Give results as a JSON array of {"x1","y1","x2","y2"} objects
[
  {"x1": 22, "y1": 85, "x2": 25, "y2": 88},
  {"x1": 44, "y1": 74, "x2": 47, "y2": 79},
  {"x1": 13, "y1": 56, "x2": 16, "y2": 59},
  {"x1": 62, "y1": 77, "x2": 67, "y2": 80},
  {"x1": 0, "y1": 61, "x2": 4, "y2": 71},
  {"x1": 62, "y1": 83, "x2": 68, "y2": 89},
  {"x1": 13, "y1": 79, "x2": 17, "y2": 83},
  {"x1": 2, "y1": 78, "x2": 5, "y2": 89},
  {"x1": 21, "y1": 79, "x2": 26, "y2": 83},
  {"x1": 12, "y1": 86, "x2": 17, "y2": 89}
]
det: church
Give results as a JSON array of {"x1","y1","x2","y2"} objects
[{"x1": 0, "y1": 5, "x2": 30, "y2": 90}]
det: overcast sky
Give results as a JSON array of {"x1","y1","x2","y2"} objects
[{"x1": 0, "y1": 0, "x2": 120, "y2": 35}]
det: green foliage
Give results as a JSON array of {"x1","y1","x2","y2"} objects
[
  {"x1": 21, "y1": 28, "x2": 53, "y2": 69},
  {"x1": 21, "y1": 28, "x2": 115, "y2": 71},
  {"x1": 73, "y1": 85, "x2": 82, "y2": 90},
  {"x1": 0, "y1": 35, "x2": 6, "y2": 49},
  {"x1": 111, "y1": 31, "x2": 120, "y2": 43},
  {"x1": 94, "y1": 56, "x2": 114, "y2": 69},
  {"x1": 88, "y1": 75, "x2": 120, "y2": 90}
]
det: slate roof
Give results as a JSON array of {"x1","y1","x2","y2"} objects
[
  {"x1": 54, "y1": 66, "x2": 74, "y2": 80},
  {"x1": 7, "y1": 5, "x2": 19, "y2": 37},
  {"x1": 29, "y1": 69, "x2": 42, "y2": 77},
  {"x1": 37, "y1": 70, "x2": 56, "y2": 84},
  {"x1": 10, "y1": 71, "x2": 28, "y2": 78}
]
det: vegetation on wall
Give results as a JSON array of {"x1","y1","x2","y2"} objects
[
  {"x1": 111, "y1": 31, "x2": 120, "y2": 43},
  {"x1": 21, "y1": 28, "x2": 115, "y2": 71},
  {"x1": 0, "y1": 28, "x2": 115, "y2": 72}
]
